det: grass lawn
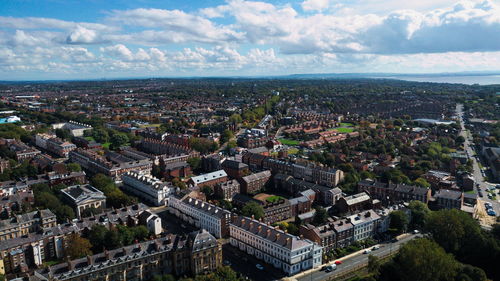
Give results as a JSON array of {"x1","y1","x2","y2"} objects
[
  {"x1": 288, "y1": 148, "x2": 299, "y2": 154},
  {"x1": 266, "y1": 195, "x2": 285, "y2": 203},
  {"x1": 340, "y1": 122, "x2": 354, "y2": 127},
  {"x1": 84, "y1": 136, "x2": 95, "y2": 141},
  {"x1": 336, "y1": 127, "x2": 355, "y2": 133},
  {"x1": 465, "y1": 190, "x2": 476, "y2": 194},
  {"x1": 139, "y1": 123, "x2": 161, "y2": 128},
  {"x1": 102, "y1": 142, "x2": 111, "y2": 149},
  {"x1": 278, "y1": 138, "x2": 300, "y2": 146}
]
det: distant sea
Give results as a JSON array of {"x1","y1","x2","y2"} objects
[{"x1": 382, "y1": 75, "x2": 500, "y2": 85}]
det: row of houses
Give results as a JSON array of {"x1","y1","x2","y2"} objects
[
  {"x1": 32, "y1": 230, "x2": 222, "y2": 281},
  {"x1": 0, "y1": 204, "x2": 161, "y2": 276}
]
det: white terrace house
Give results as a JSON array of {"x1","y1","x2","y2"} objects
[{"x1": 230, "y1": 216, "x2": 322, "y2": 276}]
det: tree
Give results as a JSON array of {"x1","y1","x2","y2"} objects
[
  {"x1": 187, "y1": 157, "x2": 201, "y2": 172},
  {"x1": 201, "y1": 185, "x2": 213, "y2": 198},
  {"x1": 109, "y1": 133, "x2": 129, "y2": 150},
  {"x1": 378, "y1": 238, "x2": 459, "y2": 281},
  {"x1": 241, "y1": 201, "x2": 264, "y2": 220},
  {"x1": 408, "y1": 200, "x2": 430, "y2": 229},
  {"x1": 221, "y1": 129, "x2": 234, "y2": 144},
  {"x1": 55, "y1": 128, "x2": 71, "y2": 140},
  {"x1": 413, "y1": 178, "x2": 430, "y2": 188},
  {"x1": 368, "y1": 255, "x2": 381, "y2": 275},
  {"x1": 389, "y1": 211, "x2": 409, "y2": 235},
  {"x1": 65, "y1": 233, "x2": 92, "y2": 259},
  {"x1": 132, "y1": 225, "x2": 149, "y2": 241},
  {"x1": 172, "y1": 178, "x2": 187, "y2": 189},
  {"x1": 88, "y1": 224, "x2": 107, "y2": 252},
  {"x1": 92, "y1": 128, "x2": 109, "y2": 143},
  {"x1": 456, "y1": 264, "x2": 487, "y2": 281},
  {"x1": 66, "y1": 163, "x2": 82, "y2": 172},
  {"x1": 54, "y1": 205, "x2": 75, "y2": 223},
  {"x1": 104, "y1": 229, "x2": 123, "y2": 249},
  {"x1": 313, "y1": 206, "x2": 328, "y2": 225},
  {"x1": 455, "y1": 136, "x2": 465, "y2": 145},
  {"x1": 90, "y1": 173, "x2": 115, "y2": 191}
]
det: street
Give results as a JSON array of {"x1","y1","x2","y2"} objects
[
  {"x1": 456, "y1": 104, "x2": 500, "y2": 222},
  {"x1": 293, "y1": 234, "x2": 419, "y2": 281}
]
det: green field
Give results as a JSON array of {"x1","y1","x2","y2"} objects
[
  {"x1": 340, "y1": 122, "x2": 354, "y2": 127},
  {"x1": 266, "y1": 195, "x2": 285, "y2": 203},
  {"x1": 288, "y1": 148, "x2": 299, "y2": 154},
  {"x1": 278, "y1": 138, "x2": 300, "y2": 146},
  {"x1": 336, "y1": 127, "x2": 355, "y2": 133}
]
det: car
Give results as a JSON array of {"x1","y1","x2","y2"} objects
[
  {"x1": 485, "y1": 202, "x2": 492, "y2": 207},
  {"x1": 372, "y1": 246, "x2": 380, "y2": 250},
  {"x1": 478, "y1": 191, "x2": 484, "y2": 197},
  {"x1": 413, "y1": 230, "x2": 420, "y2": 234},
  {"x1": 256, "y1": 264, "x2": 264, "y2": 270},
  {"x1": 487, "y1": 210, "x2": 497, "y2": 216},
  {"x1": 325, "y1": 265, "x2": 336, "y2": 272},
  {"x1": 321, "y1": 266, "x2": 328, "y2": 271},
  {"x1": 334, "y1": 260, "x2": 343, "y2": 265},
  {"x1": 391, "y1": 238, "x2": 398, "y2": 243},
  {"x1": 363, "y1": 249, "x2": 372, "y2": 254}
]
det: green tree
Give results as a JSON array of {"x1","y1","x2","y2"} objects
[
  {"x1": 66, "y1": 163, "x2": 82, "y2": 172},
  {"x1": 241, "y1": 201, "x2": 264, "y2": 220},
  {"x1": 221, "y1": 129, "x2": 234, "y2": 144},
  {"x1": 368, "y1": 255, "x2": 381, "y2": 275},
  {"x1": 408, "y1": 200, "x2": 430, "y2": 229},
  {"x1": 413, "y1": 178, "x2": 430, "y2": 188},
  {"x1": 389, "y1": 211, "x2": 409, "y2": 235},
  {"x1": 92, "y1": 128, "x2": 109, "y2": 143},
  {"x1": 313, "y1": 206, "x2": 328, "y2": 225},
  {"x1": 65, "y1": 233, "x2": 92, "y2": 259},
  {"x1": 187, "y1": 157, "x2": 201, "y2": 172},
  {"x1": 379, "y1": 238, "x2": 459, "y2": 281},
  {"x1": 54, "y1": 205, "x2": 75, "y2": 223},
  {"x1": 88, "y1": 224, "x2": 107, "y2": 252},
  {"x1": 109, "y1": 133, "x2": 129, "y2": 150}
]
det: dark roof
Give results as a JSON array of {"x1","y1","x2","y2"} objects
[{"x1": 221, "y1": 159, "x2": 248, "y2": 170}]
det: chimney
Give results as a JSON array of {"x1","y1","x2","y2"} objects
[
  {"x1": 67, "y1": 259, "x2": 75, "y2": 270},
  {"x1": 104, "y1": 249, "x2": 110, "y2": 260}
]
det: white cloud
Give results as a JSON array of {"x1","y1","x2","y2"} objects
[
  {"x1": 0, "y1": 0, "x2": 500, "y2": 79},
  {"x1": 66, "y1": 26, "x2": 103, "y2": 44},
  {"x1": 301, "y1": 0, "x2": 331, "y2": 12}
]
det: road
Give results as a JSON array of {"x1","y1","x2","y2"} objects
[
  {"x1": 295, "y1": 234, "x2": 419, "y2": 281},
  {"x1": 456, "y1": 104, "x2": 500, "y2": 220}
]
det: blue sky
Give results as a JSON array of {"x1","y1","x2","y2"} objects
[{"x1": 0, "y1": 0, "x2": 499, "y2": 80}]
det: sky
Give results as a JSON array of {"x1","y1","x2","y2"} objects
[{"x1": 1, "y1": 0, "x2": 500, "y2": 80}]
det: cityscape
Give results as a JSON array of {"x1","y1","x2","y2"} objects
[{"x1": 1, "y1": 1, "x2": 500, "y2": 281}]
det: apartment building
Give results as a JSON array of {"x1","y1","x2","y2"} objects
[
  {"x1": 346, "y1": 210, "x2": 380, "y2": 242},
  {"x1": 122, "y1": 171, "x2": 175, "y2": 206},
  {"x1": 214, "y1": 180, "x2": 240, "y2": 201},
  {"x1": 229, "y1": 216, "x2": 322, "y2": 276},
  {"x1": 0, "y1": 209, "x2": 56, "y2": 241},
  {"x1": 240, "y1": 170, "x2": 271, "y2": 194},
  {"x1": 167, "y1": 195, "x2": 232, "y2": 238},
  {"x1": 358, "y1": 179, "x2": 431, "y2": 204},
  {"x1": 33, "y1": 230, "x2": 222, "y2": 281}
]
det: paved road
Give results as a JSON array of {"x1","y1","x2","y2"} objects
[
  {"x1": 296, "y1": 234, "x2": 419, "y2": 281},
  {"x1": 456, "y1": 104, "x2": 500, "y2": 218}
]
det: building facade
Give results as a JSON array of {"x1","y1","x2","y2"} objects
[
  {"x1": 60, "y1": 185, "x2": 106, "y2": 218},
  {"x1": 229, "y1": 216, "x2": 322, "y2": 276},
  {"x1": 122, "y1": 171, "x2": 174, "y2": 206}
]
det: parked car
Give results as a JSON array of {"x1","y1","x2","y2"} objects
[
  {"x1": 413, "y1": 230, "x2": 420, "y2": 234},
  {"x1": 372, "y1": 246, "x2": 380, "y2": 250},
  {"x1": 325, "y1": 265, "x2": 336, "y2": 272},
  {"x1": 256, "y1": 264, "x2": 264, "y2": 270},
  {"x1": 363, "y1": 249, "x2": 372, "y2": 254},
  {"x1": 487, "y1": 210, "x2": 497, "y2": 216},
  {"x1": 334, "y1": 260, "x2": 343, "y2": 265}
]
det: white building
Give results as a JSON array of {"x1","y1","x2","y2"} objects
[
  {"x1": 138, "y1": 210, "x2": 163, "y2": 235},
  {"x1": 122, "y1": 171, "x2": 174, "y2": 206},
  {"x1": 51, "y1": 121, "x2": 92, "y2": 137},
  {"x1": 347, "y1": 210, "x2": 380, "y2": 241},
  {"x1": 230, "y1": 216, "x2": 322, "y2": 276},
  {"x1": 167, "y1": 195, "x2": 231, "y2": 238}
]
